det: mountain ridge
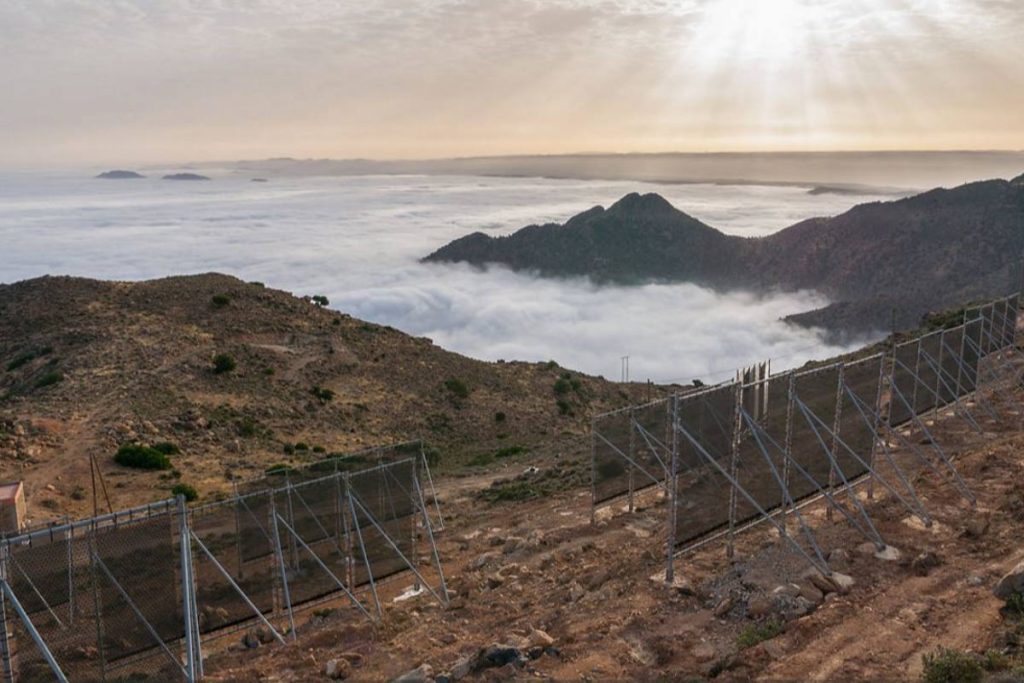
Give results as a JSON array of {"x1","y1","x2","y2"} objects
[{"x1": 424, "y1": 177, "x2": 1024, "y2": 336}]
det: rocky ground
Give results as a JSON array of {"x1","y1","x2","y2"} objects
[
  {"x1": 0, "y1": 274, "x2": 656, "y2": 522},
  {"x1": 200, "y1": 378, "x2": 1024, "y2": 682}
]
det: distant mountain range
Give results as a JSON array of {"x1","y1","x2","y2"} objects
[{"x1": 424, "y1": 173, "x2": 1024, "y2": 337}]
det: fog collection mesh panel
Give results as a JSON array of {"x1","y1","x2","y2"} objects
[
  {"x1": 674, "y1": 384, "x2": 736, "y2": 545},
  {"x1": 348, "y1": 460, "x2": 416, "y2": 586},
  {"x1": 6, "y1": 529, "x2": 100, "y2": 682},
  {"x1": 733, "y1": 376, "x2": 790, "y2": 526},
  {"x1": 92, "y1": 516, "x2": 184, "y2": 663},
  {"x1": 191, "y1": 500, "x2": 276, "y2": 634},
  {"x1": 276, "y1": 476, "x2": 348, "y2": 607},
  {"x1": 834, "y1": 356, "x2": 882, "y2": 483},
  {"x1": 631, "y1": 400, "x2": 672, "y2": 487},
  {"x1": 914, "y1": 332, "x2": 942, "y2": 414},
  {"x1": 592, "y1": 409, "x2": 634, "y2": 504},
  {"x1": 938, "y1": 326, "x2": 966, "y2": 404},
  {"x1": 788, "y1": 365, "x2": 840, "y2": 502},
  {"x1": 961, "y1": 318, "x2": 983, "y2": 393},
  {"x1": 889, "y1": 340, "x2": 920, "y2": 426}
]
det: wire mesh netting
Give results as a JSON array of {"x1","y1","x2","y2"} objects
[
  {"x1": 191, "y1": 494, "x2": 277, "y2": 636},
  {"x1": 961, "y1": 317, "x2": 983, "y2": 393},
  {"x1": 733, "y1": 376, "x2": 789, "y2": 526},
  {"x1": 914, "y1": 331, "x2": 942, "y2": 415},
  {"x1": 787, "y1": 364, "x2": 841, "y2": 503},
  {"x1": 592, "y1": 407, "x2": 638, "y2": 504},
  {"x1": 347, "y1": 460, "x2": 417, "y2": 587},
  {"x1": 937, "y1": 326, "x2": 966, "y2": 404},
  {"x1": 674, "y1": 383, "x2": 736, "y2": 545},
  {"x1": 833, "y1": 355, "x2": 882, "y2": 483},
  {"x1": 889, "y1": 339, "x2": 921, "y2": 427}
]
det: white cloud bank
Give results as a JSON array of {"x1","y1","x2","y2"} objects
[{"x1": 0, "y1": 171, "x2": 886, "y2": 381}]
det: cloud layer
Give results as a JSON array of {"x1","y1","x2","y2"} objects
[{"x1": 0, "y1": 171, "x2": 888, "y2": 381}]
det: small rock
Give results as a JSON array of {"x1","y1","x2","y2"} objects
[
  {"x1": 796, "y1": 581, "x2": 824, "y2": 604},
  {"x1": 391, "y1": 663, "x2": 433, "y2": 683},
  {"x1": 691, "y1": 642, "x2": 716, "y2": 662},
  {"x1": 528, "y1": 629, "x2": 555, "y2": 648},
  {"x1": 451, "y1": 656, "x2": 472, "y2": 680},
  {"x1": 828, "y1": 548, "x2": 851, "y2": 565},
  {"x1": 538, "y1": 553, "x2": 554, "y2": 570},
  {"x1": 911, "y1": 551, "x2": 940, "y2": 577},
  {"x1": 713, "y1": 595, "x2": 736, "y2": 618},
  {"x1": 854, "y1": 541, "x2": 877, "y2": 557},
  {"x1": 325, "y1": 658, "x2": 351, "y2": 680},
  {"x1": 747, "y1": 593, "x2": 774, "y2": 618},
  {"x1": 771, "y1": 584, "x2": 801, "y2": 599},
  {"x1": 242, "y1": 630, "x2": 260, "y2": 649},
  {"x1": 874, "y1": 545, "x2": 901, "y2": 562},
  {"x1": 994, "y1": 560, "x2": 1024, "y2": 600},
  {"x1": 830, "y1": 572, "x2": 855, "y2": 594},
  {"x1": 478, "y1": 644, "x2": 524, "y2": 670},
  {"x1": 967, "y1": 574, "x2": 984, "y2": 587},
  {"x1": 486, "y1": 573, "x2": 505, "y2": 590},
  {"x1": 568, "y1": 581, "x2": 586, "y2": 602},
  {"x1": 669, "y1": 575, "x2": 695, "y2": 596},
  {"x1": 471, "y1": 551, "x2": 502, "y2": 570},
  {"x1": 965, "y1": 516, "x2": 990, "y2": 539}
]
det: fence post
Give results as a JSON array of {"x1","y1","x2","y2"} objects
[
  {"x1": 269, "y1": 495, "x2": 296, "y2": 640},
  {"x1": 177, "y1": 495, "x2": 201, "y2": 681},
  {"x1": 827, "y1": 365, "x2": 845, "y2": 519},
  {"x1": 665, "y1": 394, "x2": 678, "y2": 584},
  {"x1": 726, "y1": 382, "x2": 742, "y2": 560},
  {"x1": 589, "y1": 417, "x2": 597, "y2": 526},
  {"x1": 0, "y1": 546, "x2": 14, "y2": 683},
  {"x1": 628, "y1": 407, "x2": 636, "y2": 513}
]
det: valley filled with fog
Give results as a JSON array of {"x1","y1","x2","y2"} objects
[{"x1": 0, "y1": 171, "x2": 896, "y2": 383}]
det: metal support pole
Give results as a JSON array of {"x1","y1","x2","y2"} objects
[
  {"x1": 665, "y1": 395, "x2": 679, "y2": 584},
  {"x1": 726, "y1": 382, "x2": 742, "y2": 560},
  {"x1": 346, "y1": 480, "x2": 383, "y2": 621},
  {"x1": 0, "y1": 580, "x2": 69, "y2": 683},
  {"x1": 418, "y1": 445, "x2": 445, "y2": 532},
  {"x1": 589, "y1": 418, "x2": 597, "y2": 526},
  {"x1": 177, "y1": 497, "x2": 199, "y2": 682},
  {"x1": 189, "y1": 532, "x2": 286, "y2": 645},
  {"x1": 827, "y1": 365, "x2": 845, "y2": 520},
  {"x1": 412, "y1": 473, "x2": 450, "y2": 606},
  {"x1": 782, "y1": 373, "x2": 796, "y2": 523},
  {"x1": 627, "y1": 407, "x2": 636, "y2": 513},
  {"x1": 269, "y1": 496, "x2": 296, "y2": 640}
]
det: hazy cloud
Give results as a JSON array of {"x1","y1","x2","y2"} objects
[{"x1": 0, "y1": 171, "x2": 884, "y2": 380}]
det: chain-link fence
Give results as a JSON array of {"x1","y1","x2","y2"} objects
[{"x1": 0, "y1": 449, "x2": 447, "y2": 682}]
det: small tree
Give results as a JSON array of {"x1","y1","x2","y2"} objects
[
  {"x1": 171, "y1": 483, "x2": 199, "y2": 502},
  {"x1": 212, "y1": 354, "x2": 236, "y2": 374},
  {"x1": 311, "y1": 295, "x2": 329, "y2": 307},
  {"x1": 211, "y1": 294, "x2": 230, "y2": 308}
]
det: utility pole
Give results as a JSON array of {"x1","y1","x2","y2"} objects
[{"x1": 620, "y1": 356, "x2": 630, "y2": 383}]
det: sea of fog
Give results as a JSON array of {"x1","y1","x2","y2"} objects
[{"x1": 0, "y1": 170, "x2": 896, "y2": 384}]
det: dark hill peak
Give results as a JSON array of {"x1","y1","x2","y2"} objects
[
  {"x1": 1012, "y1": 172, "x2": 1024, "y2": 186},
  {"x1": 608, "y1": 192, "x2": 676, "y2": 214}
]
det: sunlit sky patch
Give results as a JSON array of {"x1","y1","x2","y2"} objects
[{"x1": 1, "y1": 0, "x2": 1021, "y2": 166}]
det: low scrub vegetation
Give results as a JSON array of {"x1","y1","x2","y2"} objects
[
  {"x1": 114, "y1": 444, "x2": 172, "y2": 470},
  {"x1": 171, "y1": 483, "x2": 199, "y2": 502},
  {"x1": 5, "y1": 346, "x2": 53, "y2": 372},
  {"x1": 736, "y1": 619, "x2": 784, "y2": 650},
  {"x1": 35, "y1": 370, "x2": 64, "y2": 388},
  {"x1": 444, "y1": 378, "x2": 470, "y2": 400},
  {"x1": 479, "y1": 481, "x2": 541, "y2": 503},
  {"x1": 152, "y1": 442, "x2": 180, "y2": 455},
  {"x1": 212, "y1": 353, "x2": 236, "y2": 374},
  {"x1": 211, "y1": 294, "x2": 231, "y2": 308},
  {"x1": 921, "y1": 648, "x2": 983, "y2": 683},
  {"x1": 310, "y1": 385, "x2": 335, "y2": 402}
]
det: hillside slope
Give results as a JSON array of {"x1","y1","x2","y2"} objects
[
  {"x1": 425, "y1": 176, "x2": 1024, "y2": 335},
  {"x1": 0, "y1": 274, "x2": 632, "y2": 521}
]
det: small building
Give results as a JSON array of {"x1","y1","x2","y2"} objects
[{"x1": 0, "y1": 481, "x2": 26, "y2": 535}]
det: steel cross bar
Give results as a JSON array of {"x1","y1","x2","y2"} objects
[
  {"x1": 938, "y1": 334, "x2": 1000, "y2": 422},
  {"x1": 273, "y1": 514, "x2": 373, "y2": 621},
  {"x1": 631, "y1": 419, "x2": 672, "y2": 476},
  {"x1": 672, "y1": 419, "x2": 831, "y2": 576},
  {"x1": 348, "y1": 493, "x2": 447, "y2": 607},
  {"x1": 740, "y1": 409, "x2": 842, "y2": 557},
  {"x1": 91, "y1": 553, "x2": 190, "y2": 679},
  {"x1": 345, "y1": 489, "x2": 383, "y2": 621},
  {"x1": 593, "y1": 430, "x2": 669, "y2": 492},
  {"x1": 887, "y1": 380, "x2": 977, "y2": 504},
  {"x1": 913, "y1": 348, "x2": 983, "y2": 432},
  {"x1": 841, "y1": 383, "x2": 932, "y2": 525},
  {"x1": 741, "y1": 406, "x2": 881, "y2": 545},
  {"x1": 188, "y1": 531, "x2": 287, "y2": 645},
  {"x1": 793, "y1": 398, "x2": 887, "y2": 549},
  {"x1": 7, "y1": 554, "x2": 66, "y2": 630},
  {"x1": 0, "y1": 580, "x2": 69, "y2": 683}
]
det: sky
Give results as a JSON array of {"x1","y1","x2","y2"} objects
[{"x1": 2, "y1": 0, "x2": 1023, "y2": 166}]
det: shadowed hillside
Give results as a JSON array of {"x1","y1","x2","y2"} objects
[
  {"x1": 0, "y1": 274, "x2": 636, "y2": 519},
  {"x1": 426, "y1": 174, "x2": 1024, "y2": 337}
]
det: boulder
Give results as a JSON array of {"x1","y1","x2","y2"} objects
[
  {"x1": 964, "y1": 516, "x2": 990, "y2": 539},
  {"x1": 391, "y1": 664, "x2": 434, "y2": 683},
  {"x1": 325, "y1": 658, "x2": 351, "y2": 680},
  {"x1": 712, "y1": 595, "x2": 736, "y2": 618},
  {"x1": 528, "y1": 629, "x2": 555, "y2": 648},
  {"x1": 994, "y1": 560, "x2": 1024, "y2": 600},
  {"x1": 747, "y1": 593, "x2": 774, "y2": 618},
  {"x1": 911, "y1": 551, "x2": 940, "y2": 577},
  {"x1": 568, "y1": 581, "x2": 586, "y2": 602},
  {"x1": 874, "y1": 545, "x2": 901, "y2": 562}
]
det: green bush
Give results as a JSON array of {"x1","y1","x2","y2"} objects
[
  {"x1": 152, "y1": 442, "x2": 180, "y2": 455},
  {"x1": 294, "y1": 442, "x2": 309, "y2": 451},
  {"x1": 35, "y1": 370, "x2": 64, "y2": 388},
  {"x1": 171, "y1": 483, "x2": 199, "y2": 502},
  {"x1": 444, "y1": 378, "x2": 470, "y2": 400},
  {"x1": 423, "y1": 445, "x2": 442, "y2": 468},
  {"x1": 480, "y1": 481, "x2": 541, "y2": 503},
  {"x1": 553, "y1": 378, "x2": 572, "y2": 395},
  {"x1": 212, "y1": 354, "x2": 236, "y2": 374},
  {"x1": 265, "y1": 463, "x2": 296, "y2": 476},
  {"x1": 114, "y1": 444, "x2": 172, "y2": 470},
  {"x1": 311, "y1": 386, "x2": 335, "y2": 402},
  {"x1": 468, "y1": 452, "x2": 495, "y2": 467},
  {"x1": 1006, "y1": 592, "x2": 1024, "y2": 619},
  {"x1": 557, "y1": 399, "x2": 572, "y2": 415},
  {"x1": 211, "y1": 294, "x2": 230, "y2": 308},
  {"x1": 6, "y1": 346, "x2": 53, "y2": 372},
  {"x1": 312, "y1": 445, "x2": 326, "y2": 453},
  {"x1": 494, "y1": 445, "x2": 527, "y2": 459},
  {"x1": 494, "y1": 411, "x2": 506, "y2": 423},
  {"x1": 736, "y1": 619, "x2": 784, "y2": 650},
  {"x1": 921, "y1": 648, "x2": 983, "y2": 683},
  {"x1": 283, "y1": 443, "x2": 295, "y2": 455},
  {"x1": 311, "y1": 294, "x2": 329, "y2": 307},
  {"x1": 237, "y1": 418, "x2": 257, "y2": 437}
]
